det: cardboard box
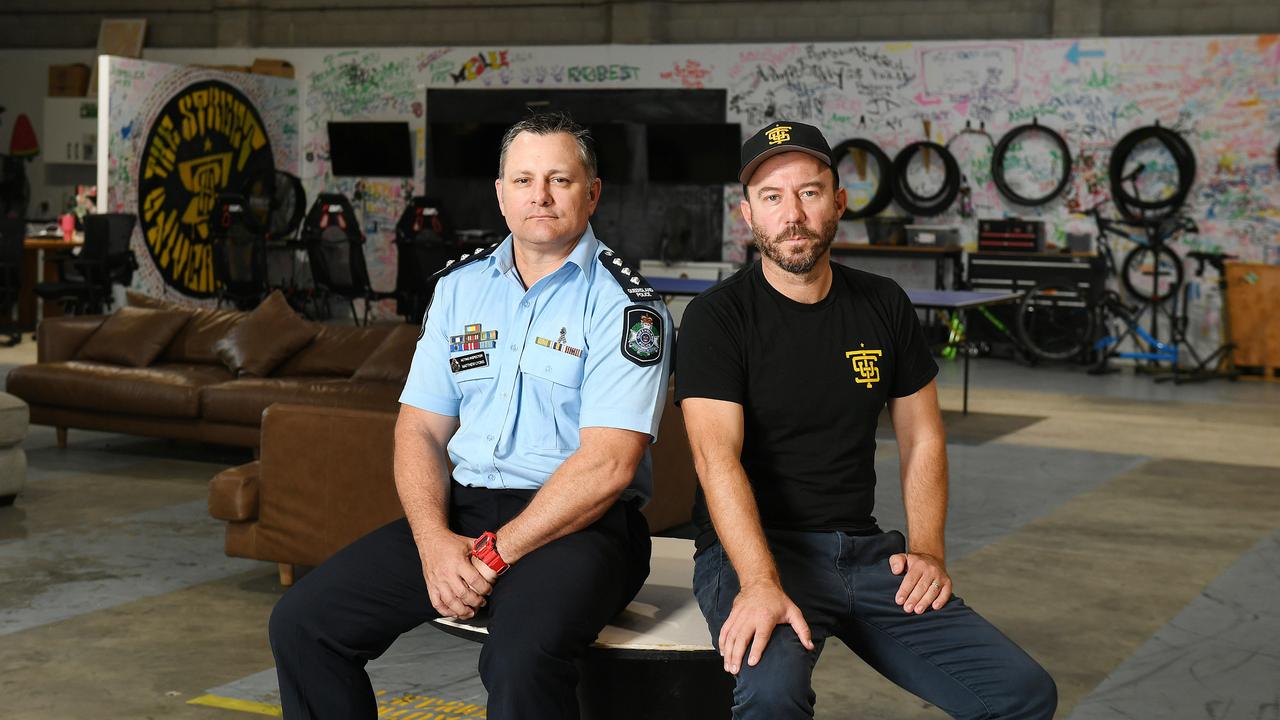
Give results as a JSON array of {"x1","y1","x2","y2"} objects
[
  {"x1": 251, "y1": 59, "x2": 294, "y2": 79},
  {"x1": 49, "y1": 64, "x2": 91, "y2": 97}
]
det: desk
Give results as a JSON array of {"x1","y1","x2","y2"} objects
[
  {"x1": 907, "y1": 289, "x2": 1024, "y2": 414},
  {"x1": 648, "y1": 277, "x2": 1021, "y2": 414},
  {"x1": 21, "y1": 235, "x2": 83, "y2": 330},
  {"x1": 649, "y1": 276, "x2": 715, "y2": 296},
  {"x1": 830, "y1": 243, "x2": 965, "y2": 290},
  {"x1": 747, "y1": 243, "x2": 963, "y2": 289}
]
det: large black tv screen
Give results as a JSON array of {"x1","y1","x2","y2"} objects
[
  {"x1": 429, "y1": 121, "x2": 632, "y2": 182},
  {"x1": 328, "y1": 121, "x2": 413, "y2": 177},
  {"x1": 646, "y1": 123, "x2": 741, "y2": 184},
  {"x1": 429, "y1": 122, "x2": 508, "y2": 179}
]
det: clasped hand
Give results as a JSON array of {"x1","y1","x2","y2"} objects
[{"x1": 420, "y1": 532, "x2": 500, "y2": 619}]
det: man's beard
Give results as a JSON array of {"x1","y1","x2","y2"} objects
[{"x1": 752, "y1": 217, "x2": 838, "y2": 274}]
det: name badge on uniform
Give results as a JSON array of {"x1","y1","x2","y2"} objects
[{"x1": 450, "y1": 351, "x2": 489, "y2": 373}]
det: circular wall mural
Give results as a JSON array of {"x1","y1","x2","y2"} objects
[{"x1": 137, "y1": 80, "x2": 274, "y2": 297}]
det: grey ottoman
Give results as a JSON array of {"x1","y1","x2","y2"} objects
[{"x1": 0, "y1": 392, "x2": 29, "y2": 506}]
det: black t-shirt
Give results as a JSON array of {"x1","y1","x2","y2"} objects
[{"x1": 675, "y1": 261, "x2": 939, "y2": 551}]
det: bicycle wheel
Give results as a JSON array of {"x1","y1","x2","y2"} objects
[
  {"x1": 1016, "y1": 283, "x2": 1095, "y2": 361},
  {"x1": 991, "y1": 121, "x2": 1073, "y2": 206},
  {"x1": 1121, "y1": 245, "x2": 1183, "y2": 303},
  {"x1": 833, "y1": 138, "x2": 894, "y2": 220},
  {"x1": 891, "y1": 141, "x2": 961, "y2": 217}
]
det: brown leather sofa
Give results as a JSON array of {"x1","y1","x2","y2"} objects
[
  {"x1": 5, "y1": 292, "x2": 417, "y2": 448},
  {"x1": 209, "y1": 395, "x2": 696, "y2": 584}
]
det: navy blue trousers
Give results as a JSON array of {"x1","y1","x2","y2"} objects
[
  {"x1": 269, "y1": 483, "x2": 650, "y2": 720},
  {"x1": 693, "y1": 529, "x2": 1056, "y2": 719}
]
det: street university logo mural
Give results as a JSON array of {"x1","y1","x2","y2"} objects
[{"x1": 138, "y1": 80, "x2": 274, "y2": 297}]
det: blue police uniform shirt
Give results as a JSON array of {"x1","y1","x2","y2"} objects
[{"x1": 400, "y1": 223, "x2": 673, "y2": 503}]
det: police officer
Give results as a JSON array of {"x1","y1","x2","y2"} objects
[{"x1": 269, "y1": 112, "x2": 673, "y2": 720}]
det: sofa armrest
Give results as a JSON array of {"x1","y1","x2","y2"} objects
[
  {"x1": 255, "y1": 403, "x2": 404, "y2": 567},
  {"x1": 210, "y1": 461, "x2": 260, "y2": 522},
  {"x1": 38, "y1": 315, "x2": 107, "y2": 363}
]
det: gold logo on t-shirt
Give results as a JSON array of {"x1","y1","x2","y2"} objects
[{"x1": 845, "y1": 344, "x2": 882, "y2": 388}]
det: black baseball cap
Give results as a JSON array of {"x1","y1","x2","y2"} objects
[{"x1": 738, "y1": 121, "x2": 834, "y2": 184}]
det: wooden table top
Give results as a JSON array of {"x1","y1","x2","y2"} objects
[{"x1": 25, "y1": 234, "x2": 84, "y2": 250}]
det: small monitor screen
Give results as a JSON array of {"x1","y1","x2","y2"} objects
[
  {"x1": 327, "y1": 122, "x2": 414, "y2": 177},
  {"x1": 428, "y1": 122, "x2": 507, "y2": 179},
  {"x1": 646, "y1": 124, "x2": 741, "y2": 184}
]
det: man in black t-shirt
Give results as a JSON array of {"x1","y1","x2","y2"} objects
[{"x1": 676, "y1": 121, "x2": 1056, "y2": 719}]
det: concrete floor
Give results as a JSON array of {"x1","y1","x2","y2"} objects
[{"x1": 2, "y1": 338, "x2": 1279, "y2": 719}]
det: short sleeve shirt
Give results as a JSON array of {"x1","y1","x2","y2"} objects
[
  {"x1": 400, "y1": 224, "x2": 673, "y2": 502},
  {"x1": 675, "y1": 261, "x2": 937, "y2": 550}
]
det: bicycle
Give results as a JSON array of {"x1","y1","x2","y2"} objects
[
  {"x1": 1017, "y1": 251, "x2": 1238, "y2": 382},
  {"x1": 938, "y1": 305, "x2": 1039, "y2": 366},
  {"x1": 1085, "y1": 200, "x2": 1193, "y2": 305}
]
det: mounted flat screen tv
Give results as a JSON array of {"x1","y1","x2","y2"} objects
[
  {"x1": 429, "y1": 122, "x2": 506, "y2": 179},
  {"x1": 429, "y1": 121, "x2": 631, "y2": 182},
  {"x1": 327, "y1": 121, "x2": 413, "y2": 177},
  {"x1": 646, "y1": 123, "x2": 741, "y2": 183}
]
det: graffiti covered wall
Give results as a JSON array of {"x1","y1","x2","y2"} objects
[
  {"x1": 102, "y1": 56, "x2": 299, "y2": 302},
  {"x1": 287, "y1": 36, "x2": 1278, "y2": 344}
]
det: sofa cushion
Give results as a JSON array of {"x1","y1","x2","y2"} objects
[
  {"x1": 76, "y1": 306, "x2": 192, "y2": 368},
  {"x1": 352, "y1": 324, "x2": 418, "y2": 384},
  {"x1": 214, "y1": 291, "x2": 319, "y2": 377},
  {"x1": 166, "y1": 307, "x2": 245, "y2": 364},
  {"x1": 200, "y1": 378, "x2": 402, "y2": 426},
  {"x1": 5, "y1": 362, "x2": 233, "y2": 418},
  {"x1": 128, "y1": 291, "x2": 247, "y2": 365},
  {"x1": 275, "y1": 324, "x2": 392, "y2": 378},
  {"x1": 125, "y1": 290, "x2": 167, "y2": 310}
]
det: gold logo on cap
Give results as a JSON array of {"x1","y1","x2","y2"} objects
[{"x1": 765, "y1": 125, "x2": 793, "y2": 146}]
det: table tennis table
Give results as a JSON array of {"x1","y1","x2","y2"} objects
[{"x1": 648, "y1": 277, "x2": 1023, "y2": 414}]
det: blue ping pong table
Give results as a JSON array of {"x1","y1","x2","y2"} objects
[{"x1": 648, "y1": 277, "x2": 1022, "y2": 414}]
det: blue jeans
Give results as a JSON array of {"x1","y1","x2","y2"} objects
[{"x1": 692, "y1": 529, "x2": 1056, "y2": 719}]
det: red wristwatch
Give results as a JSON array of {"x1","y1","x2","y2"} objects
[{"x1": 470, "y1": 531, "x2": 509, "y2": 575}]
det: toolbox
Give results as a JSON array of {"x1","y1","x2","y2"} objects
[{"x1": 978, "y1": 219, "x2": 1044, "y2": 253}]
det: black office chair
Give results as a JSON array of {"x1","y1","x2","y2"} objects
[
  {"x1": 392, "y1": 196, "x2": 457, "y2": 325},
  {"x1": 210, "y1": 193, "x2": 269, "y2": 311},
  {"x1": 300, "y1": 193, "x2": 388, "y2": 325},
  {"x1": 0, "y1": 218, "x2": 25, "y2": 345},
  {"x1": 34, "y1": 213, "x2": 138, "y2": 315}
]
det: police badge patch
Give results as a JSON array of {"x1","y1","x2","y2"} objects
[{"x1": 621, "y1": 305, "x2": 664, "y2": 367}]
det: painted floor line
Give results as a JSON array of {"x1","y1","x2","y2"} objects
[{"x1": 187, "y1": 693, "x2": 281, "y2": 716}]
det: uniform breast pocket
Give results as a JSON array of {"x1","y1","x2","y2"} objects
[
  {"x1": 520, "y1": 353, "x2": 585, "y2": 451},
  {"x1": 454, "y1": 363, "x2": 497, "y2": 405}
]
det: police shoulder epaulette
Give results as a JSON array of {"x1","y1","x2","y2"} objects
[
  {"x1": 432, "y1": 242, "x2": 501, "y2": 278},
  {"x1": 597, "y1": 249, "x2": 658, "y2": 302}
]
